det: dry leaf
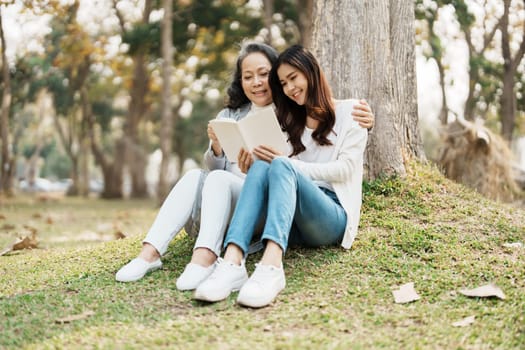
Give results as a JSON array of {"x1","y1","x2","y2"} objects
[
  {"x1": 1, "y1": 224, "x2": 15, "y2": 231},
  {"x1": 12, "y1": 236, "x2": 38, "y2": 251},
  {"x1": 452, "y1": 315, "x2": 475, "y2": 327},
  {"x1": 0, "y1": 214, "x2": 6, "y2": 220},
  {"x1": 46, "y1": 216, "x2": 54, "y2": 224},
  {"x1": 114, "y1": 231, "x2": 126, "y2": 240},
  {"x1": 502, "y1": 242, "x2": 523, "y2": 249},
  {"x1": 392, "y1": 282, "x2": 421, "y2": 304},
  {"x1": 36, "y1": 193, "x2": 63, "y2": 202},
  {"x1": 55, "y1": 310, "x2": 95, "y2": 324},
  {"x1": 459, "y1": 284, "x2": 506, "y2": 300},
  {"x1": 0, "y1": 228, "x2": 38, "y2": 256},
  {"x1": 32, "y1": 213, "x2": 42, "y2": 219}
]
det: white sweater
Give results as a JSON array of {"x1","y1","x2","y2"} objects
[{"x1": 289, "y1": 99, "x2": 368, "y2": 249}]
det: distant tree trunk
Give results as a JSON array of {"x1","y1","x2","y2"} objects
[
  {"x1": 26, "y1": 95, "x2": 47, "y2": 187},
  {"x1": 79, "y1": 138, "x2": 90, "y2": 197},
  {"x1": 0, "y1": 8, "x2": 14, "y2": 196},
  {"x1": 83, "y1": 87, "x2": 124, "y2": 199},
  {"x1": 500, "y1": 0, "x2": 525, "y2": 142},
  {"x1": 126, "y1": 0, "x2": 152, "y2": 198},
  {"x1": 460, "y1": 13, "x2": 500, "y2": 121},
  {"x1": 262, "y1": 0, "x2": 273, "y2": 45},
  {"x1": 312, "y1": 0, "x2": 425, "y2": 179},
  {"x1": 113, "y1": 0, "x2": 152, "y2": 198},
  {"x1": 158, "y1": 0, "x2": 174, "y2": 203},
  {"x1": 426, "y1": 15, "x2": 448, "y2": 124},
  {"x1": 297, "y1": 0, "x2": 314, "y2": 48}
]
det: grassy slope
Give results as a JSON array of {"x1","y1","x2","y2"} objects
[{"x1": 0, "y1": 162, "x2": 524, "y2": 349}]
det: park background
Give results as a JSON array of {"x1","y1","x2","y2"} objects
[{"x1": 0, "y1": 0, "x2": 524, "y2": 349}]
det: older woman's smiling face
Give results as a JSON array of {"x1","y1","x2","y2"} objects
[{"x1": 241, "y1": 52, "x2": 273, "y2": 107}]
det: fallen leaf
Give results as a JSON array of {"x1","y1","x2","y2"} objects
[
  {"x1": 1, "y1": 224, "x2": 15, "y2": 231},
  {"x1": 46, "y1": 216, "x2": 54, "y2": 224},
  {"x1": 55, "y1": 310, "x2": 95, "y2": 324},
  {"x1": 0, "y1": 228, "x2": 39, "y2": 256},
  {"x1": 36, "y1": 193, "x2": 63, "y2": 202},
  {"x1": 32, "y1": 213, "x2": 42, "y2": 219},
  {"x1": 114, "y1": 231, "x2": 126, "y2": 240},
  {"x1": 0, "y1": 214, "x2": 6, "y2": 220},
  {"x1": 392, "y1": 282, "x2": 421, "y2": 304},
  {"x1": 12, "y1": 236, "x2": 38, "y2": 251},
  {"x1": 452, "y1": 315, "x2": 475, "y2": 327},
  {"x1": 502, "y1": 242, "x2": 523, "y2": 249},
  {"x1": 459, "y1": 284, "x2": 506, "y2": 300}
]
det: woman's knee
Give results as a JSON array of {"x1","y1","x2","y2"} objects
[
  {"x1": 244, "y1": 160, "x2": 270, "y2": 186},
  {"x1": 171, "y1": 168, "x2": 203, "y2": 192},
  {"x1": 204, "y1": 170, "x2": 231, "y2": 186},
  {"x1": 248, "y1": 160, "x2": 270, "y2": 174},
  {"x1": 269, "y1": 157, "x2": 294, "y2": 177}
]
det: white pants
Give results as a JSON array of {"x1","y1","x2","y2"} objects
[{"x1": 143, "y1": 169, "x2": 244, "y2": 256}]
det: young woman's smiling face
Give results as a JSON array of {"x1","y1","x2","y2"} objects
[
  {"x1": 277, "y1": 63, "x2": 308, "y2": 106},
  {"x1": 241, "y1": 52, "x2": 273, "y2": 107}
]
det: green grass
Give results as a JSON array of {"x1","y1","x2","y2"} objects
[{"x1": 1, "y1": 161, "x2": 524, "y2": 349}]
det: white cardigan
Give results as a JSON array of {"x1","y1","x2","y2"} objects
[{"x1": 288, "y1": 99, "x2": 368, "y2": 249}]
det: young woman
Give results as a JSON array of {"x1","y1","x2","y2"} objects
[
  {"x1": 116, "y1": 42, "x2": 374, "y2": 292},
  {"x1": 194, "y1": 45, "x2": 369, "y2": 308}
]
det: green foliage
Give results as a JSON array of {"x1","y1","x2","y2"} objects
[
  {"x1": 91, "y1": 101, "x2": 116, "y2": 133},
  {"x1": 40, "y1": 145, "x2": 72, "y2": 179},
  {"x1": 123, "y1": 22, "x2": 161, "y2": 56},
  {"x1": 172, "y1": 96, "x2": 222, "y2": 163}
]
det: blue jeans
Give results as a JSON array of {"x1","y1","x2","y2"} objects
[{"x1": 223, "y1": 158, "x2": 347, "y2": 254}]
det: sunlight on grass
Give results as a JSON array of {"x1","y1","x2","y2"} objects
[{"x1": 1, "y1": 161, "x2": 524, "y2": 349}]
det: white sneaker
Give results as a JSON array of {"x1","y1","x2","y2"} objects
[
  {"x1": 193, "y1": 258, "x2": 248, "y2": 302},
  {"x1": 115, "y1": 258, "x2": 162, "y2": 282},
  {"x1": 176, "y1": 262, "x2": 216, "y2": 291},
  {"x1": 237, "y1": 263, "x2": 286, "y2": 308}
]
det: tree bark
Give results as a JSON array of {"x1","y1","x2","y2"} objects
[
  {"x1": 312, "y1": 0, "x2": 424, "y2": 180},
  {"x1": 0, "y1": 7, "x2": 14, "y2": 196},
  {"x1": 297, "y1": 0, "x2": 314, "y2": 48},
  {"x1": 157, "y1": 0, "x2": 174, "y2": 203}
]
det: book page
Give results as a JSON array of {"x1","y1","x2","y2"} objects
[
  {"x1": 238, "y1": 106, "x2": 289, "y2": 155},
  {"x1": 209, "y1": 119, "x2": 246, "y2": 160}
]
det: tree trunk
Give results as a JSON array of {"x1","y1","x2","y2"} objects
[
  {"x1": 262, "y1": 0, "x2": 273, "y2": 45},
  {"x1": 157, "y1": 0, "x2": 174, "y2": 203},
  {"x1": 500, "y1": 0, "x2": 525, "y2": 142},
  {"x1": 83, "y1": 87, "x2": 124, "y2": 199},
  {"x1": 297, "y1": 0, "x2": 314, "y2": 48},
  {"x1": 0, "y1": 8, "x2": 14, "y2": 196},
  {"x1": 125, "y1": 0, "x2": 152, "y2": 199},
  {"x1": 428, "y1": 17, "x2": 448, "y2": 125},
  {"x1": 312, "y1": 0, "x2": 424, "y2": 180},
  {"x1": 26, "y1": 92, "x2": 50, "y2": 188}
]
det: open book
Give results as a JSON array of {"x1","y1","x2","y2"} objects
[{"x1": 209, "y1": 106, "x2": 289, "y2": 161}]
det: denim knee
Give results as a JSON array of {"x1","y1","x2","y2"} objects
[
  {"x1": 268, "y1": 157, "x2": 295, "y2": 178},
  {"x1": 246, "y1": 160, "x2": 270, "y2": 184}
]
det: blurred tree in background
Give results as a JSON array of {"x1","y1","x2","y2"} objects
[{"x1": 1, "y1": 0, "x2": 523, "y2": 201}]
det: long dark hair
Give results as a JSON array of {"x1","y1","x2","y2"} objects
[
  {"x1": 269, "y1": 45, "x2": 335, "y2": 156},
  {"x1": 225, "y1": 41, "x2": 279, "y2": 109}
]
